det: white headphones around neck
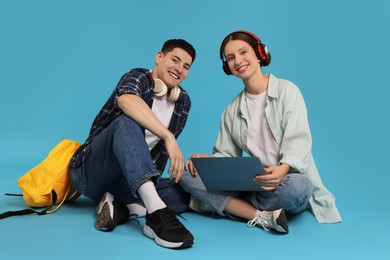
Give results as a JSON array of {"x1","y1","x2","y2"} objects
[{"x1": 153, "y1": 78, "x2": 181, "y2": 102}]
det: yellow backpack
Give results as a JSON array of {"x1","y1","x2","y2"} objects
[{"x1": 1, "y1": 139, "x2": 81, "y2": 219}]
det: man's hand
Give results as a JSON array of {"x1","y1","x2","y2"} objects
[{"x1": 164, "y1": 134, "x2": 185, "y2": 183}]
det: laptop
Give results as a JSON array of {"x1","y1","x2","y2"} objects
[{"x1": 191, "y1": 157, "x2": 266, "y2": 191}]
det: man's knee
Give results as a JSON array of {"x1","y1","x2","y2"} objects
[{"x1": 115, "y1": 114, "x2": 143, "y2": 133}]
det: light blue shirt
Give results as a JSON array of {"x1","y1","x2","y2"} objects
[{"x1": 212, "y1": 74, "x2": 342, "y2": 223}]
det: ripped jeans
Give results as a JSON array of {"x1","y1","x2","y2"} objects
[{"x1": 180, "y1": 171, "x2": 313, "y2": 216}]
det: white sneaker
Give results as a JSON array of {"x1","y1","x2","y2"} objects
[{"x1": 247, "y1": 208, "x2": 289, "y2": 233}]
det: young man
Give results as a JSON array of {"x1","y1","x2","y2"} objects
[{"x1": 70, "y1": 39, "x2": 196, "y2": 249}]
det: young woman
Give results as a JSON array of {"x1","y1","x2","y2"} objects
[{"x1": 180, "y1": 30, "x2": 342, "y2": 234}]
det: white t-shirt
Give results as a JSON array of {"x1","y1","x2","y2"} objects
[
  {"x1": 245, "y1": 90, "x2": 280, "y2": 167},
  {"x1": 145, "y1": 95, "x2": 174, "y2": 150}
]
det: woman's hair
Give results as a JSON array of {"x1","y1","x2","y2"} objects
[
  {"x1": 220, "y1": 31, "x2": 271, "y2": 67},
  {"x1": 161, "y1": 39, "x2": 196, "y2": 64}
]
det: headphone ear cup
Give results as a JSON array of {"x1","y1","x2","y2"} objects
[
  {"x1": 258, "y1": 44, "x2": 271, "y2": 67},
  {"x1": 263, "y1": 52, "x2": 271, "y2": 67},
  {"x1": 154, "y1": 79, "x2": 168, "y2": 97},
  {"x1": 168, "y1": 86, "x2": 181, "y2": 102},
  {"x1": 222, "y1": 61, "x2": 232, "y2": 75},
  {"x1": 260, "y1": 45, "x2": 271, "y2": 67}
]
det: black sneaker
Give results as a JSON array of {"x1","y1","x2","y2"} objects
[
  {"x1": 95, "y1": 192, "x2": 130, "y2": 231},
  {"x1": 143, "y1": 207, "x2": 194, "y2": 249}
]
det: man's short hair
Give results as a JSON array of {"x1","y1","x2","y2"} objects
[{"x1": 161, "y1": 39, "x2": 196, "y2": 64}]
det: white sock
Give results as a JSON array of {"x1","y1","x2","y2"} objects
[
  {"x1": 137, "y1": 181, "x2": 166, "y2": 214},
  {"x1": 126, "y1": 203, "x2": 147, "y2": 219}
]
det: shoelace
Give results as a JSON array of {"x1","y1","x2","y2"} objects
[
  {"x1": 247, "y1": 215, "x2": 270, "y2": 232},
  {"x1": 160, "y1": 209, "x2": 183, "y2": 229}
]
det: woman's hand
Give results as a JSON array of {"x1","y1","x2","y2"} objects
[
  {"x1": 253, "y1": 163, "x2": 290, "y2": 191},
  {"x1": 185, "y1": 154, "x2": 212, "y2": 176}
]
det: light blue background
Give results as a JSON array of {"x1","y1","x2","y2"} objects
[{"x1": 1, "y1": 0, "x2": 389, "y2": 259}]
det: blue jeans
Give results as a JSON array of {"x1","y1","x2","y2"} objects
[
  {"x1": 70, "y1": 114, "x2": 190, "y2": 214},
  {"x1": 180, "y1": 171, "x2": 313, "y2": 216}
]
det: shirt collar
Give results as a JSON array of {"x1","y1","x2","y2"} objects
[
  {"x1": 238, "y1": 73, "x2": 278, "y2": 118},
  {"x1": 267, "y1": 74, "x2": 279, "y2": 99}
]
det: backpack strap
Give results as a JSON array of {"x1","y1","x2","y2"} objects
[
  {"x1": 0, "y1": 190, "x2": 57, "y2": 220},
  {"x1": 67, "y1": 189, "x2": 82, "y2": 202},
  {"x1": 46, "y1": 186, "x2": 70, "y2": 214}
]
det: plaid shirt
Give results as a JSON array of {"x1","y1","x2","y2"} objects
[{"x1": 71, "y1": 68, "x2": 191, "y2": 173}]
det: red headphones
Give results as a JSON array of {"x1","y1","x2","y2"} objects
[{"x1": 219, "y1": 30, "x2": 269, "y2": 75}]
